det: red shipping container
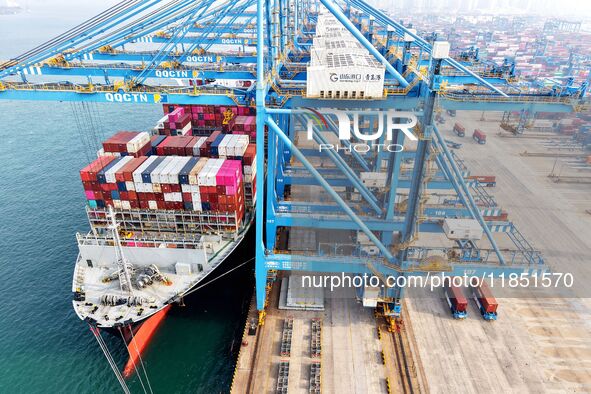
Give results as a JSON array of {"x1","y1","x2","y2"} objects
[
  {"x1": 80, "y1": 156, "x2": 116, "y2": 182},
  {"x1": 473, "y1": 129, "x2": 486, "y2": 143},
  {"x1": 102, "y1": 131, "x2": 136, "y2": 153},
  {"x1": 243, "y1": 144, "x2": 256, "y2": 165},
  {"x1": 445, "y1": 282, "x2": 468, "y2": 312},
  {"x1": 117, "y1": 157, "x2": 148, "y2": 182},
  {"x1": 475, "y1": 282, "x2": 498, "y2": 314},
  {"x1": 163, "y1": 136, "x2": 193, "y2": 156},
  {"x1": 184, "y1": 136, "x2": 200, "y2": 156}
]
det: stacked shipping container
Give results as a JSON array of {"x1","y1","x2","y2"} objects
[
  {"x1": 80, "y1": 110, "x2": 258, "y2": 224},
  {"x1": 160, "y1": 104, "x2": 255, "y2": 136},
  {"x1": 99, "y1": 131, "x2": 152, "y2": 157}
]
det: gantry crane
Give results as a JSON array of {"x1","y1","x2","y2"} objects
[{"x1": 0, "y1": 0, "x2": 588, "y2": 321}]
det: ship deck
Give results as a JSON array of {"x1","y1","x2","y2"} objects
[{"x1": 73, "y1": 219, "x2": 252, "y2": 328}]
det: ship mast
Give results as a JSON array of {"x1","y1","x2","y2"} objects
[{"x1": 108, "y1": 206, "x2": 134, "y2": 294}]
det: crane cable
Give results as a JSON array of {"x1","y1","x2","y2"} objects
[
  {"x1": 0, "y1": 0, "x2": 140, "y2": 68},
  {"x1": 117, "y1": 327, "x2": 150, "y2": 394},
  {"x1": 73, "y1": 101, "x2": 102, "y2": 160},
  {"x1": 70, "y1": 102, "x2": 93, "y2": 164},
  {"x1": 126, "y1": 324, "x2": 155, "y2": 394},
  {"x1": 182, "y1": 256, "x2": 254, "y2": 298},
  {"x1": 89, "y1": 325, "x2": 131, "y2": 394}
]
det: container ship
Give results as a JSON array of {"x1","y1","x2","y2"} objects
[{"x1": 71, "y1": 104, "x2": 258, "y2": 331}]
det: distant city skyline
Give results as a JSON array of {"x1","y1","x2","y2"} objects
[{"x1": 371, "y1": 0, "x2": 591, "y2": 18}]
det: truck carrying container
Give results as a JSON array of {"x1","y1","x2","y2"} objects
[
  {"x1": 444, "y1": 281, "x2": 468, "y2": 319},
  {"x1": 453, "y1": 122, "x2": 466, "y2": 137},
  {"x1": 467, "y1": 175, "x2": 496, "y2": 187},
  {"x1": 473, "y1": 281, "x2": 498, "y2": 320},
  {"x1": 473, "y1": 129, "x2": 486, "y2": 144}
]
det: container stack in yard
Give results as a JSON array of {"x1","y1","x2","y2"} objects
[
  {"x1": 79, "y1": 105, "x2": 258, "y2": 231},
  {"x1": 402, "y1": 14, "x2": 591, "y2": 85}
]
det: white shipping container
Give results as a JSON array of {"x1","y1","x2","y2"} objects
[
  {"x1": 197, "y1": 161, "x2": 212, "y2": 186},
  {"x1": 121, "y1": 200, "x2": 131, "y2": 210},
  {"x1": 150, "y1": 156, "x2": 173, "y2": 184},
  {"x1": 218, "y1": 134, "x2": 232, "y2": 158},
  {"x1": 206, "y1": 165, "x2": 219, "y2": 186},
  {"x1": 306, "y1": 53, "x2": 385, "y2": 99},
  {"x1": 148, "y1": 200, "x2": 158, "y2": 210},
  {"x1": 125, "y1": 181, "x2": 135, "y2": 191},
  {"x1": 189, "y1": 157, "x2": 208, "y2": 185},
  {"x1": 132, "y1": 156, "x2": 158, "y2": 183},
  {"x1": 154, "y1": 115, "x2": 169, "y2": 129},
  {"x1": 167, "y1": 157, "x2": 191, "y2": 184},
  {"x1": 178, "y1": 122, "x2": 192, "y2": 136},
  {"x1": 153, "y1": 156, "x2": 174, "y2": 184},
  {"x1": 126, "y1": 132, "x2": 150, "y2": 153},
  {"x1": 193, "y1": 137, "x2": 206, "y2": 156},
  {"x1": 234, "y1": 135, "x2": 249, "y2": 156},
  {"x1": 105, "y1": 156, "x2": 133, "y2": 183}
]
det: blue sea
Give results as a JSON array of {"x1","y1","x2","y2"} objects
[{"x1": 0, "y1": 4, "x2": 253, "y2": 393}]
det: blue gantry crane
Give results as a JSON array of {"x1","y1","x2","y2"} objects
[{"x1": 0, "y1": 0, "x2": 588, "y2": 322}]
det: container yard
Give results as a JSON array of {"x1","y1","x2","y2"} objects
[{"x1": 0, "y1": 0, "x2": 590, "y2": 393}]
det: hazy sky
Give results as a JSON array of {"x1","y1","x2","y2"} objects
[{"x1": 10, "y1": 0, "x2": 591, "y2": 16}]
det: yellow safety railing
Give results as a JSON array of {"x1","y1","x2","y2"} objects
[
  {"x1": 440, "y1": 90, "x2": 576, "y2": 104},
  {"x1": 0, "y1": 81, "x2": 241, "y2": 99}
]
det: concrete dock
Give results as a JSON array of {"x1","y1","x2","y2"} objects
[
  {"x1": 231, "y1": 276, "x2": 425, "y2": 393},
  {"x1": 405, "y1": 111, "x2": 591, "y2": 393}
]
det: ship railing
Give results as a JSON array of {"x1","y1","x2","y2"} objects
[
  {"x1": 76, "y1": 231, "x2": 204, "y2": 249},
  {"x1": 86, "y1": 207, "x2": 242, "y2": 235}
]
